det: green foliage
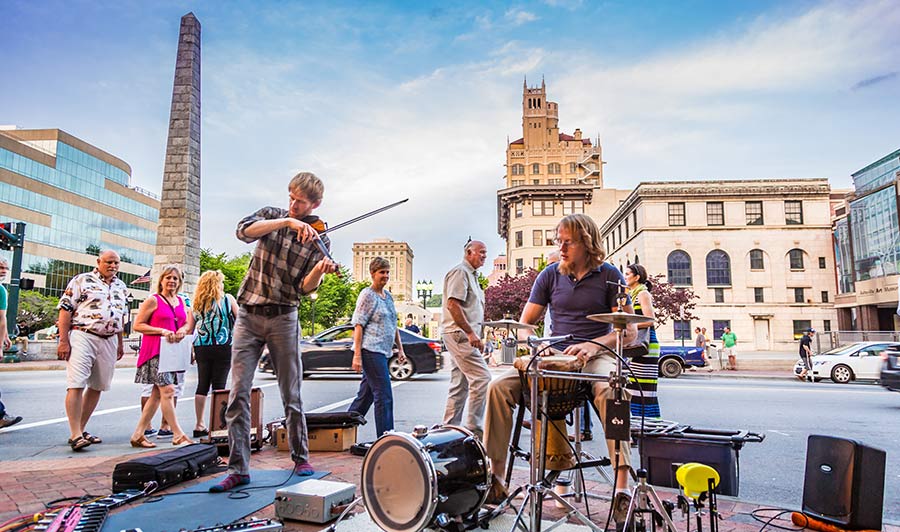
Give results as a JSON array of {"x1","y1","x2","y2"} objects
[
  {"x1": 298, "y1": 267, "x2": 368, "y2": 334},
  {"x1": 484, "y1": 269, "x2": 539, "y2": 322},
  {"x1": 16, "y1": 290, "x2": 58, "y2": 336},
  {"x1": 85, "y1": 244, "x2": 101, "y2": 256},
  {"x1": 199, "y1": 248, "x2": 252, "y2": 296},
  {"x1": 426, "y1": 293, "x2": 442, "y2": 307},
  {"x1": 476, "y1": 271, "x2": 489, "y2": 290}
]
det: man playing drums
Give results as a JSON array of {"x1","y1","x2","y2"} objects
[{"x1": 483, "y1": 213, "x2": 638, "y2": 524}]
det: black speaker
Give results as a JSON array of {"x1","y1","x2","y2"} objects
[{"x1": 802, "y1": 435, "x2": 885, "y2": 531}]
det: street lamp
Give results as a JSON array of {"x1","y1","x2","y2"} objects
[
  {"x1": 416, "y1": 280, "x2": 433, "y2": 309},
  {"x1": 310, "y1": 292, "x2": 318, "y2": 337}
]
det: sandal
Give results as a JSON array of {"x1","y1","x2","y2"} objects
[
  {"x1": 172, "y1": 434, "x2": 194, "y2": 446},
  {"x1": 130, "y1": 436, "x2": 157, "y2": 448},
  {"x1": 193, "y1": 428, "x2": 209, "y2": 438},
  {"x1": 82, "y1": 431, "x2": 102, "y2": 444},
  {"x1": 68, "y1": 435, "x2": 92, "y2": 451}
]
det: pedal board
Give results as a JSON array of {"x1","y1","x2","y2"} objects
[{"x1": 35, "y1": 489, "x2": 147, "y2": 532}]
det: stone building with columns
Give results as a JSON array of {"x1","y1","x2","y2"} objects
[
  {"x1": 497, "y1": 80, "x2": 629, "y2": 274},
  {"x1": 352, "y1": 238, "x2": 414, "y2": 302},
  {"x1": 601, "y1": 179, "x2": 838, "y2": 351}
]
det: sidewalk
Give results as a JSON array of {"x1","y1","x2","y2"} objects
[{"x1": 3, "y1": 443, "x2": 895, "y2": 532}]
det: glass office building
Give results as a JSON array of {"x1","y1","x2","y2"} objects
[
  {"x1": 833, "y1": 148, "x2": 900, "y2": 331},
  {"x1": 0, "y1": 128, "x2": 159, "y2": 298}
]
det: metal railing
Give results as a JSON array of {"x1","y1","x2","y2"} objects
[{"x1": 816, "y1": 330, "x2": 900, "y2": 352}]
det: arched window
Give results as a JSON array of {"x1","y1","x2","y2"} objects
[
  {"x1": 548, "y1": 162, "x2": 561, "y2": 175},
  {"x1": 667, "y1": 250, "x2": 692, "y2": 285},
  {"x1": 511, "y1": 164, "x2": 524, "y2": 176},
  {"x1": 788, "y1": 249, "x2": 805, "y2": 270},
  {"x1": 634, "y1": 254, "x2": 640, "y2": 265},
  {"x1": 706, "y1": 250, "x2": 732, "y2": 286}
]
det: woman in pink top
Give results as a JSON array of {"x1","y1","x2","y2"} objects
[{"x1": 128, "y1": 265, "x2": 196, "y2": 448}]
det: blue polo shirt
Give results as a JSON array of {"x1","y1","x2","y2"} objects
[{"x1": 528, "y1": 262, "x2": 629, "y2": 344}]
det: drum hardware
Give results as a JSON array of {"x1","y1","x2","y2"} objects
[{"x1": 483, "y1": 319, "x2": 535, "y2": 364}]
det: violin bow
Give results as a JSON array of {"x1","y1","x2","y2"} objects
[{"x1": 319, "y1": 198, "x2": 409, "y2": 236}]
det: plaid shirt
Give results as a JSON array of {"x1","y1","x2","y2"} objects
[{"x1": 236, "y1": 206, "x2": 330, "y2": 306}]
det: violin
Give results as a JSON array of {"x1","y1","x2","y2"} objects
[{"x1": 302, "y1": 215, "x2": 327, "y2": 234}]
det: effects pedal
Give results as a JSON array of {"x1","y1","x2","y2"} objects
[{"x1": 181, "y1": 519, "x2": 283, "y2": 532}]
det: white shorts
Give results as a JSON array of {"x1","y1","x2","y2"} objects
[
  {"x1": 66, "y1": 330, "x2": 118, "y2": 392},
  {"x1": 140, "y1": 380, "x2": 185, "y2": 398}
]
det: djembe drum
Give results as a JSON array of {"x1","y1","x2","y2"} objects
[{"x1": 514, "y1": 355, "x2": 584, "y2": 471}]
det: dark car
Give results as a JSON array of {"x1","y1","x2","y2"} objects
[
  {"x1": 881, "y1": 348, "x2": 900, "y2": 392},
  {"x1": 259, "y1": 325, "x2": 443, "y2": 380},
  {"x1": 658, "y1": 345, "x2": 706, "y2": 378}
]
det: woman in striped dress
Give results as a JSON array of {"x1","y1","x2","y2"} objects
[{"x1": 624, "y1": 264, "x2": 661, "y2": 421}]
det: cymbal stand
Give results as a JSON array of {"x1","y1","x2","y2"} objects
[{"x1": 568, "y1": 404, "x2": 614, "y2": 504}]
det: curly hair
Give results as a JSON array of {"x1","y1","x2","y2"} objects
[
  {"x1": 556, "y1": 213, "x2": 606, "y2": 268},
  {"x1": 155, "y1": 264, "x2": 184, "y2": 295},
  {"x1": 193, "y1": 270, "x2": 225, "y2": 315}
]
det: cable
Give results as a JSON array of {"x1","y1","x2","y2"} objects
[
  {"x1": 143, "y1": 469, "x2": 299, "y2": 502},
  {"x1": 750, "y1": 508, "x2": 807, "y2": 532}
]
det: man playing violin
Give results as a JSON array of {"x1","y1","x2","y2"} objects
[
  {"x1": 482, "y1": 213, "x2": 638, "y2": 524},
  {"x1": 211, "y1": 172, "x2": 338, "y2": 492}
]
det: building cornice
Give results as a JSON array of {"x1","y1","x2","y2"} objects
[{"x1": 496, "y1": 184, "x2": 595, "y2": 238}]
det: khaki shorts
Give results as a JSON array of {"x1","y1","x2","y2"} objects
[{"x1": 66, "y1": 330, "x2": 118, "y2": 391}]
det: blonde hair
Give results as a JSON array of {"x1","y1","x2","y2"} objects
[
  {"x1": 155, "y1": 264, "x2": 184, "y2": 295},
  {"x1": 288, "y1": 172, "x2": 324, "y2": 203},
  {"x1": 193, "y1": 270, "x2": 225, "y2": 315},
  {"x1": 557, "y1": 214, "x2": 606, "y2": 268}
]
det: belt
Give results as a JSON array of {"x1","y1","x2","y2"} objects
[
  {"x1": 242, "y1": 304, "x2": 297, "y2": 317},
  {"x1": 74, "y1": 327, "x2": 116, "y2": 339}
]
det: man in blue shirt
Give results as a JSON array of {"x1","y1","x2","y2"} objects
[{"x1": 483, "y1": 214, "x2": 638, "y2": 523}]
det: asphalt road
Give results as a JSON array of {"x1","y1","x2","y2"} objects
[{"x1": 1, "y1": 365, "x2": 897, "y2": 522}]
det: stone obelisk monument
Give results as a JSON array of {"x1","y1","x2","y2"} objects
[{"x1": 153, "y1": 12, "x2": 201, "y2": 295}]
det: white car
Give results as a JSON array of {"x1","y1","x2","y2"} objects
[{"x1": 794, "y1": 341, "x2": 900, "y2": 384}]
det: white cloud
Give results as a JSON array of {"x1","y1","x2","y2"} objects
[{"x1": 504, "y1": 8, "x2": 538, "y2": 26}]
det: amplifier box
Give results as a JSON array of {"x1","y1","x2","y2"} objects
[
  {"x1": 203, "y1": 388, "x2": 264, "y2": 451},
  {"x1": 275, "y1": 479, "x2": 356, "y2": 523},
  {"x1": 308, "y1": 426, "x2": 357, "y2": 452}
]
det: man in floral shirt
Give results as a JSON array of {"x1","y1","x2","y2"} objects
[{"x1": 57, "y1": 250, "x2": 127, "y2": 451}]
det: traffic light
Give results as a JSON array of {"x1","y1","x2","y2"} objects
[{"x1": 0, "y1": 222, "x2": 13, "y2": 250}]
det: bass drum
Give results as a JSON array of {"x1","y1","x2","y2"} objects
[{"x1": 361, "y1": 425, "x2": 490, "y2": 532}]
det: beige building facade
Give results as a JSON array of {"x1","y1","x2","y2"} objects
[
  {"x1": 601, "y1": 179, "x2": 838, "y2": 351},
  {"x1": 351, "y1": 238, "x2": 414, "y2": 302},
  {"x1": 497, "y1": 80, "x2": 629, "y2": 274}
]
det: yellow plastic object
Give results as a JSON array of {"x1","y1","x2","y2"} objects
[{"x1": 675, "y1": 462, "x2": 720, "y2": 499}]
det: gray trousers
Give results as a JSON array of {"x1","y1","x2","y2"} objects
[
  {"x1": 442, "y1": 331, "x2": 491, "y2": 437},
  {"x1": 226, "y1": 308, "x2": 307, "y2": 475}
]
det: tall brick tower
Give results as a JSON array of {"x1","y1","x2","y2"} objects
[{"x1": 153, "y1": 12, "x2": 201, "y2": 295}]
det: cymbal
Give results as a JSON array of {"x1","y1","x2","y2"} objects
[
  {"x1": 481, "y1": 319, "x2": 536, "y2": 329},
  {"x1": 587, "y1": 312, "x2": 653, "y2": 325}
]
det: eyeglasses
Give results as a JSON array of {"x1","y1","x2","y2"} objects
[{"x1": 553, "y1": 238, "x2": 579, "y2": 248}]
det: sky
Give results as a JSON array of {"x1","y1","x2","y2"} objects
[{"x1": 2, "y1": 0, "x2": 899, "y2": 291}]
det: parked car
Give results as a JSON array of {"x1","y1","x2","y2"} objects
[
  {"x1": 658, "y1": 345, "x2": 706, "y2": 378},
  {"x1": 792, "y1": 341, "x2": 900, "y2": 384},
  {"x1": 880, "y1": 348, "x2": 900, "y2": 392},
  {"x1": 259, "y1": 325, "x2": 443, "y2": 380}
]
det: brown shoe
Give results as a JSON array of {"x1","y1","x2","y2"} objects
[{"x1": 484, "y1": 474, "x2": 509, "y2": 505}]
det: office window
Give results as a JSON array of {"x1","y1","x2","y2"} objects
[
  {"x1": 818, "y1": 257, "x2": 826, "y2": 269},
  {"x1": 515, "y1": 258, "x2": 524, "y2": 274},
  {"x1": 617, "y1": 225, "x2": 623, "y2": 244},
  {"x1": 668, "y1": 203, "x2": 686, "y2": 226},
  {"x1": 548, "y1": 178, "x2": 562, "y2": 185},
  {"x1": 713, "y1": 320, "x2": 730, "y2": 340},
  {"x1": 514, "y1": 202, "x2": 523, "y2": 218},
  {"x1": 562, "y1": 200, "x2": 584, "y2": 215},
  {"x1": 785, "y1": 201, "x2": 804, "y2": 224},
  {"x1": 821, "y1": 291, "x2": 829, "y2": 303},
  {"x1": 706, "y1": 250, "x2": 732, "y2": 286},
  {"x1": 532, "y1": 163, "x2": 540, "y2": 175},
  {"x1": 515, "y1": 231, "x2": 523, "y2": 248},
  {"x1": 823, "y1": 320, "x2": 832, "y2": 332},
  {"x1": 789, "y1": 249, "x2": 805, "y2": 270},
  {"x1": 749, "y1": 249, "x2": 764, "y2": 270},
  {"x1": 745, "y1": 201, "x2": 763, "y2": 225},
  {"x1": 707, "y1": 202, "x2": 724, "y2": 226},
  {"x1": 532, "y1": 230, "x2": 542, "y2": 247},
  {"x1": 569, "y1": 162, "x2": 577, "y2": 174},
  {"x1": 545, "y1": 230, "x2": 555, "y2": 246},
  {"x1": 632, "y1": 210, "x2": 638, "y2": 232},
  {"x1": 754, "y1": 287, "x2": 764, "y2": 302},
  {"x1": 533, "y1": 200, "x2": 554, "y2": 216},
  {"x1": 793, "y1": 320, "x2": 811, "y2": 340},
  {"x1": 625, "y1": 218, "x2": 630, "y2": 238},
  {"x1": 634, "y1": 254, "x2": 640, "y2": 265},
  {"x1": 511, "y1": 163, "x2": 525, "y2": 175},
  {"x1": 511, "y1": 179, "x2": 524, "y2": 187},
  {"x1": 532, "y1": 179, "x2": 540, "y2": 185},
  {"x1": 674, "y1": 320, "x2": 691, "y2": 340},
  {"x1": 794, "y1": 288, "x2": 805, "y2": 303},
  {"x1": 667, "y1": 250, "x2": 692, "y2": 285},
  {"x1": 714, "y1": 288, "x2": 725, "y2": 303},
  {"x1": 548, "y1": 162, "x2": 561, "y2": 175}
]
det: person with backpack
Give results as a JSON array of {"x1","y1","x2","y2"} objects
[{"x1": 191, "y1": 270, "x2": 238, "y2": 437}]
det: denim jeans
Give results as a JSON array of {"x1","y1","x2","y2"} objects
[{"x1": 349, "y1": 349, "x2": 394, "y2": 437}]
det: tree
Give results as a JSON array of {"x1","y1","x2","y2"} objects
[
  {"x1": 199, "y1": 248, "x2": 252, "y2": 296},
  {"x1": 426, "y1": 293, "x2": 442, "y2": 307},
  {"x1": 298, "y1": 267, "x2": 368, "y2": 334},
  {"x1": 85, "y1": 244, "x2": 101, "y2": 256},
  {"x1": 484, "y1": 269, "x2": 539, "y2": 322},
  {"x1": 16, "y1": 290, "x2": 58, "y2": 336},
  {"x1": 648, "y1": 274, "x2": 699, "y2": 326}
]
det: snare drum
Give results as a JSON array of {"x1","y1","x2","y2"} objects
[
  {"x1": 361, "y1": 425, "x2": 490, "y2": 532},
  {"x1": 514, "y1": 355, "x2": 584, "y2": 470}
]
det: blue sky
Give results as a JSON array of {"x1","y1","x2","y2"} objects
[{"x1": 2, "y1": 0, "x2": 899, "y2": 288}]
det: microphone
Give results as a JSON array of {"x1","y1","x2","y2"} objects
[
  {"x1": 606, "y1": 280, "x2": 627, "y2": 289},
  {"x1": 527, "y1": 334, "x2": 573, "y2": 347}
]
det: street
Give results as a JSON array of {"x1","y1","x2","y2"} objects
[{"x1": 1, "y1": 366, "x2": 898, "y2": 523}]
